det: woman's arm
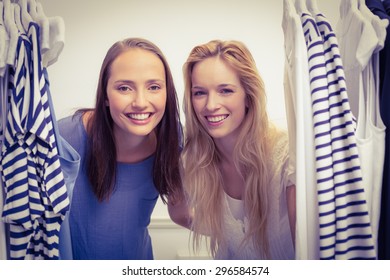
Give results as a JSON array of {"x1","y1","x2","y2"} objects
[
  {"x1": 167, "y1": 191, "x2": 192, "y2": 230},
  {"x1": 286, "y1": 184, "x2": 296, "y2": 246}
]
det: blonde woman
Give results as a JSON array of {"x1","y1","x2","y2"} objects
[{"x1": 170, "y1": 40, "x2": 296, "y2": 259}]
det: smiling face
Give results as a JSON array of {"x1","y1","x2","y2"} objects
[
  {"x1": 106, "y1": 48, "x2": 167, "y2": 141},
  {"x1": 191, "y1": 56, "x2": 247, "y2": 144}
]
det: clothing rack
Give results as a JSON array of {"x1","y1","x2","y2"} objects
[
  {"x1": 0, "y1": 0, "x2": 71, "y2": 260},
  {"x1": 283, "y1": 0, "x2": 388, "y2": 260}
]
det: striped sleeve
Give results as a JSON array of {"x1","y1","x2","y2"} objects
[
  {"x1": 301, "y1": 13, "x2": 376, "y2": 260},
  {"x1": 315, "y1": 13, "x2": 376, "y2": 260},
  {"x1": 301, "y1": 13, "x2": 336, "y2": 259}
]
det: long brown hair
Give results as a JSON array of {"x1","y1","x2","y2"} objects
[{"x1": 80, "y1": 38, "x2": 182, "y2": 202}]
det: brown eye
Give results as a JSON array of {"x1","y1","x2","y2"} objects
[
  {"x1": 149, "y1": 85, "x2": 161, "y2": 91},
  {"x1": 118, "y1": 85, "x2": 131, "y2": 92}
]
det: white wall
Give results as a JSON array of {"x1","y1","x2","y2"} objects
[{"x1": 38, "y1": 0, "x2": 341, "y2": 259}]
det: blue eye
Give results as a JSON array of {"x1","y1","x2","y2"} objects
[
  {"x1": 192, "y1": 91, "x2": 206, "y2": 96},
  {"x1": 220, "y1": 88, "x2": 233, "y2": 94}
]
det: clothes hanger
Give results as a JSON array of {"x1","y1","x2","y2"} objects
[
  {"x1": 3, "y1": 0, "x2": 19, "y2": 65},
  {"x1": 0, "y1": 2, "x2": 7, "y2": 77},
  {"x1": 27, "y1": 0, "x2": 50, "y2": 53},
  {"x1": 306, "y1": 0, "x2": 320, "y2": 15},
  {"x1": 295, "y1": 0, "x2": 310, "y2": 14},
  {"x1": 3, "y1": 0, "x2": 17, "y2": 34},
  {"x1": 18, "y1": 0, "x2": 33, "y2": 32},
  {"x1": 340, "y1": 0, "x2": 359, "y2": 17},
  {"x1": 13, "y1": 3, "x2": 26, "y2": 34},
  {"x1": 37, "y1": 2, "x2": 65, "y2": 68},
  {"x1": 0, "y1": 2, "x2": 4, "y2": 26}
]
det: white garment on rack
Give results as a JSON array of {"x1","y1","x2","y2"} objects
[
  {"x1": 336, "y1": 1, "x2": 378, "y2": 118},
  {"x1": 355, "y1": 1, "x2": 388, "y2": 254},
  {"x1": 282, "y1": 0, "x2": 319, "y2": 260},
  {"x1": 0, "y1": 0, "x2": 9, "y2": 261}
]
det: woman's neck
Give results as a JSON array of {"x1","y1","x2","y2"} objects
[
  {"x1": 214, "y1": 136, "x2": 245, "y2": 199},
  {"x1": 115, "y1": 132, "x2": 156, "y2": 164},
  {"x1": 214, "y1": 137, "x2": 236, "y2": 163}
]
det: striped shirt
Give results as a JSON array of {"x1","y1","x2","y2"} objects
[
  {"x1": 1, "y1": 22, "x2": 69, "y2": 259},
  {"x1": 301, "y1": 13, "x2": 376, "y2": 259}
]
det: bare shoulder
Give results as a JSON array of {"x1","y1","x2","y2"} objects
[{"x1": 81, "y1": 110, "x2": 94, "y2": 131}]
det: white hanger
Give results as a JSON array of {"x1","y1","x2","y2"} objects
[
  {"x1": 3, "y1": 0, "x2": 19, "y2": 65},
  {"x1": 306, "y1": 0, "x2": 320, "y2": 15},
  {"x1": 295, "y1": 0, "x2": 310, "y2": 14},
  {"x1": 27, "y1": 0, "x2": 37, "y2": 17},
  {"x1": 340, "y1": 0, "x2": 359, "y2": 17},
  {"x1": 3, "y1": 0, "x2": 18, "y2": 35},
  {"x1": 28, "y1": 0, "x2": 50, "y2": 53},
  {"x1": 0, "y1": 2, "x2": 7, "y2": 77},
  {"x1": 18, "y1": 0, "x2": 33, "y2": 32},
  {"x1": 0, "y1": 2, "x2": 4, "y2": 26},
  {"x1": 13, "y1": 3, "x2": 26, "y2": 34},
  {"x1": 37, "y1": 2, "x2": 65, "y2": 68}
]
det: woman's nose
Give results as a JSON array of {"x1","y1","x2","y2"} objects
[
  {"x1": 132, "y1": 91, "x2": 147, "y2": 109},
  {"x1": 205, "y1": 92, "x2": 220, "y2": 111}
]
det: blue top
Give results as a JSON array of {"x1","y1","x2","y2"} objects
[{"x1": 58, "y1": 113, "x2": 158, "y2": 260}]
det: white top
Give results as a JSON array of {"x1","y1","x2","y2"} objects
[
  {"x1": 215, "y1": 133, "x2": 295, "y2": 260},
  {"x1": 226, "y1": 194, "x2": 245, "y2": 222},
  {"x1": 282, "y1": 0, "x2": 319, "y2": 260}
]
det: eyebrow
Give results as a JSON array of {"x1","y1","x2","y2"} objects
[
  {"x1": 113, "y1": 79, "x2": 165, "y2": 84},
  {"x1": 191, "y1": 84, "x2": 237, "y2": 89},
  {"x1": 218, "y1": 83, "x2": 237, "y2": 88}
]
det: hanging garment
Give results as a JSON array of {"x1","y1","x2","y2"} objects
[
  {"x1": 337, "y1": 0, "x2": 387, "y2": 257},
  {"x1": 1, "y1": 21, "x2": 69, "y2": 260},
  {"x1": 301, "y1": 12, "x2": 336, "y2": 259},
  {"x1": 0, "y1": 0, "x2": 21, "y2": 260},
  {"x1": 282, "y1": 0, "x2": 319, "y2": 260},
  {"x1": 42, "y1": 68, "x2": 80, "y2": 260},
  {"x1": 336, "y1": 1, "x2": 378, "y2": 118},
  {"x1": 0, "y1": 4, "x2": 7, "y2": 261},
  {"x1": 366, "y1": 0, "x2": 390, "y2": 260},
  {"x1": 354, "y1": 0, "x2": 387, "y2": 255},
  {"x1": 301, "y1": 10, "x2": 376, "y2": 259}
]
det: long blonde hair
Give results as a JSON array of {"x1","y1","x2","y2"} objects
[{"x1": 182, "y1": 40, "x2": 278, "y2": 258}]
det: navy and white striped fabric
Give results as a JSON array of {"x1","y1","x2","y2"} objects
[
  {"x1": 301, "y1": 13, "x2": 376, "y2": 260},
  {"x1": 0, "y1": 22, "x2": 69, "y2": 259}
]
